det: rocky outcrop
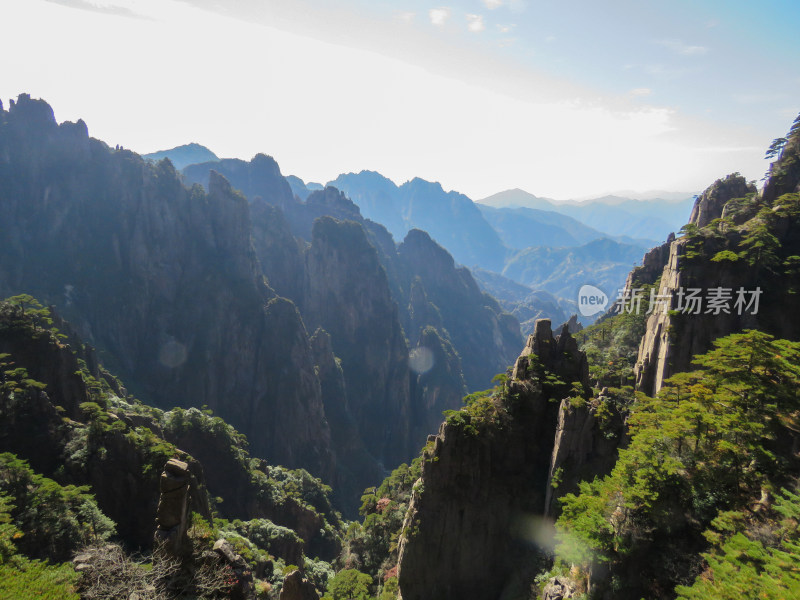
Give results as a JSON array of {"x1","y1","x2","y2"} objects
[
  {"x1": 408, "y1": 326, "x2": 467, "y2": 447},
  {"x1": 688, "y1": 173, "x2": 754, "y2": 228},
  {"x1": 635, "y1": 163, "x2": 800, "y2": 396},
  {"x1": 763, "y1": 126, "x2": 800, "y2": 204},
  {"x1": 541, "y1": 576, "x2": 577, "y2": 600},
  {"x1": 249, "y1": 198, "x2": 306, "y2": 302},
  {"x1": 304, "y1": 216, "x2": 412, "y2": 468},
  {"x1": 558, "y1": 314, "x2": 583, "y2": 335},
  {"x1": 213, "y1": 539, "x2": 256, "y2": 600},
  {"x1": 280, "y1": 570, "x2": 321, "y2": 600},
  {"x1": 622, "y1": 233, "x2": 674, "y2": 292},
  {"x1": 184, "y1": 153, "x2": 295, "y2": 214},
  {"x1": 181, "y1": 152, "x2": 522, "y2": 499},
  {"x1": 544, "y1": 388, "x2": 625, "y2": 518},
  {"x1": 154, "y1": 458, "x2": 194, "y2": 556},
  {"x1": 0, "y1": 94, "x2": 335, "y2": 482},
  {"x1": 0, "y1": 301, "x2": 212, "y2": 548},
  {"x1": 308, "y1": 328, "x2": 385, "y2": 513},
  {"x1": 396, "y1": 320, "x2": 591, "y2": 600},
  {"x1": 159, "y1": 405, "x2": 341, "y2": 561},
  {"x1": 398, "y1": 229, "x2": 522, "y2": 392}
]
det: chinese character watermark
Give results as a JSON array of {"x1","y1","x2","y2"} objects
[{"x1": 611, "y1": 286, "x2": 762, "y2": 316}]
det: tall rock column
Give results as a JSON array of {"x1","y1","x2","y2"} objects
[
  {"x1": 154, "y1": 458, "x2": 193, "y2": 556},
  {"x1": 303, "y1": 216, "x2": 412, "y2": 467},
  {"x1": 397, "y1": 320, "x2": 591, "y2": 600}
]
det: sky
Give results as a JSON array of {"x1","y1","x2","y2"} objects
[{"x1": 1, "y1": 0, "x2": 798, "y2": 200}]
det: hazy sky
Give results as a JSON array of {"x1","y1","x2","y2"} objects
[{"x1": 1, "y1": 0, "x2": 798, "y2": 199}]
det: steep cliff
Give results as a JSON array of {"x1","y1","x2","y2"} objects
[
  {"x1": 0, "y1": 95, "x2": 335, "y2": 482},
  {"x1": 396, "y1": 320, "x2": 608, "y2": 600},
  {"x1": 397, "y1": 229, "x2": 522, "y2": 392},
  {"x1": 0, "y1": 297, "x2": 345, "y2": 569},
  {"x1": 183, "y1": 152, "x2": 523, "y2": 507},
  {"x1": 304, "y1": 216, "x2": 412, "y2": 469},
  {"x1": 635, "y1": 165, "x2": 800, "y2": 396},
  {"x1": 183, "y1": 155, "x2": 522, "y2": 396},
  {"x1": 0, "y1": 298, "x2": 211, "y2": 548}
]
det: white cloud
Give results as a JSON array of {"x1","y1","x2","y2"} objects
[
  {"x1": 630, "y1": 88, "x2": 652, "y2": 96},
  {"x1": 429, "y1": 8, "x2": 450, "y2": 26},
  {"x1": 659, "y1": 39, "x2": 708, "y2": 56},
  {"x1": 466, "y1": 14, "x2": 485, "y2": 33},
  {"x1": 482, "y1": 0, "x2": 503, "y2": 9},
  {"x1": 2, "y1": 0, "x2": 769, "y2": 200}
]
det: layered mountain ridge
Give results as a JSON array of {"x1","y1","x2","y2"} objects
[{"x1": 0, "y1": 94, "x2": 521, "y2": 515}]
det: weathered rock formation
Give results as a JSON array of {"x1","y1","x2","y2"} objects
[
  {"x1": 154, "y1": 458, "x2": 194, "y2": 556},
  {"x1": 304, "y1": 216, "x2": 412, "y2": 468},
  {"x1": 544, "y1": 387, "x2": 625, "y2": 518},
  {"x1": 396, "y1": 320, "x2": 603, "y2": 600},
  {"x1": 541, "y1": 576, "x2": 577, "y2": 600},
  {"x1": 280, "y1": 570, "x2": 321, "y2": 600},
  {"x1": 0, "y1": 94, "x2": 335, "y2": 483},
  {"x1": 397, "y1": 228, "x2": 522, "y2": 392},
  {"x1": 688, "y1": 173, "x2": 754, "y2": 228},
  {"x1": 0, "y1": 301, "x2": 212, "y2": 548},
  {"x1": 635, "y1": 170, "x2": 800, "y2": 396},
  {"x1": 213, "y1": 538, "x2": 256, "y2": 600},
  {"x1": 183, "y1": 152, "x2": 522, "y2": 510}
]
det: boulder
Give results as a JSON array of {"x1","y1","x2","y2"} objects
[{"x1": 279, "y1": 569, "x2": 321, "y2": 600}]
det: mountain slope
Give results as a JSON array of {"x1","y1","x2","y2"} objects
[
  {"x1": 142, "y1": 142, "x2": 219, "y2": 170},
  {"x1": 477, "y1": 204, "x2": 609, "y2": 249},
  {"x1": 481, "y1": 188, "x2": 693, "y2": 242},
  {"x1": 502, "y1": 238, "x2": 646, "y2": 299},
  {"x1": 329, "y1": 171, "x2": 508, "y2": 271},
  {"x1": 180, "y1": 152, "x2": 523, "y2": 507},
  {"x1": 0, "y1": 94, "x2": 335, "y2": 484}
]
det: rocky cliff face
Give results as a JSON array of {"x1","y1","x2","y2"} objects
[
  {"x1": 0, "y1": 300, "x2": 212, "y2": 548},
  {"x1": 635, "y1": 168, "x2": 800, "y2": 397},
  {"x1": 304, "y1": 216, "x2": 412, "y2": 468},
  {"x1": 0, "y1": 298, "x2": 343, "y2": 562},
  {"x1": 397, "y1": 229, "x2": 522, "y2": 392},
  {"x1": 182, "y1": 152, "x2": 523, "y2": 510},
  {"x1": 396, "y1": 319, "x2": 618, "y2": 600},
  {"x1": 688, "y1": 173, "x2": 754, "y2": 228},
  {"x1": 0, "y1": 94, "x2": 334, "y2": 482}
]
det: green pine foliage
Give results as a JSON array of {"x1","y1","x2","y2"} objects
[
  {"x1": 555, "y1": 331, "x2": 800, "y2": 597},
  {"x1": 322, "y1": 568, "x2": 373, "y2": 600},
  {"x1": 578, "y1": 287, "x2": 654, "y2": 389},
  {"x1": 342, "y1": 458, "x2": 422, "y2": 581},
  {"x1": 0, "y1": 559, "x2": 78, "y2": 600},
  {"x1": 676, "y1": 489, "x2": 800, "y2": 599},
  {"x1": 0, "y1": 452, "x2": 115, "y2": 563}
]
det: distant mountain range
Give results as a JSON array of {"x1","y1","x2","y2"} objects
[
  {"x1": 327, "y1": 171, "x2": 508, "y2": 272},
  {"x1": 502, "y1": 237, "x2": 647, "y2": 299},
  {"x1": 479, "y1": 188, "x2": 694, "y2": 242},
  {"x1": 146, "y1": 144, "x2": 693, "y2": 325},
  {"x1": 142, "y1": 142, "x2": 219, "y2": 171},
  {"x1": 478, "y1": 204, "x2": 655, "y2": 249},
  {"x1": 470, "y1": 268, "x2": 576, "y2": 335}
]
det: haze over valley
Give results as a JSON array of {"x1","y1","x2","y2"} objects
[{"x1": 1, "y1": 1, "x2": 798, "y2": 599}]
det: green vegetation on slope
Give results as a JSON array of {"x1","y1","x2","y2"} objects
[
  {"x1": 0, "y1": 295, "x2": 346, "y2": 598},
  {"x1": 554, "y1": 330, "x2": 800, "y2": 598}
]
